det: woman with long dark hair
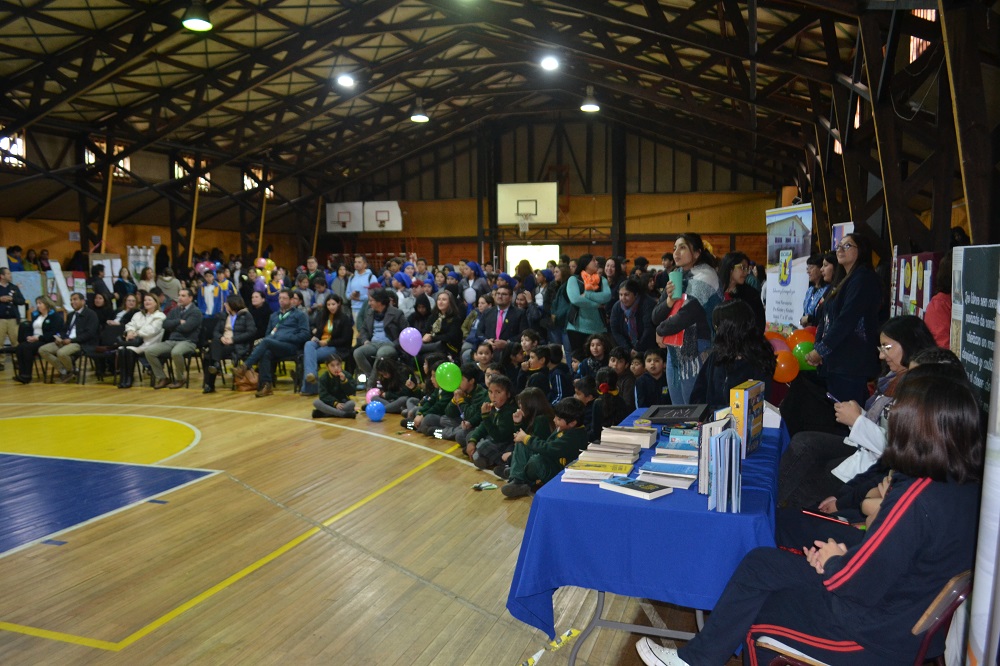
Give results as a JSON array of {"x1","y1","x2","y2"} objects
[
  {"x1": 652, "y1": 232, "x2": 720, "y2": 404},
  {"x1": 203, "y1": 294, "x2": 257, "y2": 393},
  {"x1": 778, "y1": 315, "x2": 937, "y2": 509},
  {"x1": 803, "y1": 233, "x2": 882, "y2": 405},
  {"x1": 609, "y1": 277, "x2": 657, "y2": 357},
  {"x1": 690, "y1": 300, "x2": 775, "y2": 411},
  {"x1": 299, "y1": 293, "x2": 354, "y2": 395},
  {"x1": 800, "y1": 253, "x2": 831, "y2": 327},
  {"x1": 421, "y1": 290, "x2": 464, "y2": 357},
  {"x1": 638, "y1": 368, "x2": 983, "y2": 666},
  {"x1": 717, "y1": 251, "x2": 765, "y2": 333}
]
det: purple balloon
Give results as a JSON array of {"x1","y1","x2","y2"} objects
[
  {"x1": 399, "y1": 326, "x2": 423, "y2": 356},
  {"x1": 769, "y1": 337, "x2": 790, "y2": 354}
]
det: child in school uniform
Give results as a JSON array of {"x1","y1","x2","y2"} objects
[
  {"x1": 518, "y1": 345, "x2": 551, "y2": 392},
  {"x1": 501, "y1": 397, "x2": 589, "y2": 498},
  {"x1": 576, "y1": 333, "x2": 611, "y2": 379},
  {"x1": 635, "y1": 349, "x2": 670, "y2": 408},
  {"x1": 496, "y1": 387, "x2": 554, "y2": 479},
  {"x1": 401, "y1": 353, "x2": 447, "y2": 425},
  {"x1": 312, "y1": 355, "x2": 358, "y2": 419},
  {"x1": 573, "y1": 376, "x2": 598, "y2": 434},
  {"x1": 473, "y1": 341, "x2": 493, "y2": 377},
  {"x1": 609, "y1": 346, "x2": 637, "y2": 415},
  {"x1": 369, "y1": 358, "x2": 419, "y2": 413},
  {"x1": 467, "y1": 375, "x2": 518, "y2": 469},
  {"x1": 413, "y1": 359, "x2": 455, "y2": 435},
  {"x1": 427, "y1": 363, "x2": 489, "y2": 444},
  {"x1": 590, "y1": 367, "x2": 629, "y2": 441},
  {"x1": 547, "y1": 344, "x2": 573, "y2": 405}
]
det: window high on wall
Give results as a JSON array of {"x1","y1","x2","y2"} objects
[
  {"x1": 910, "y1": 10, "x2": 936, "y2": 63},
  {"x1": 243, "y1": 165, "x2": 274, "y2": 199},
  {"x1": 0, "y1": 126, "x2": 26, "y2": 168},
  {"x1": 174, "y1": 155, "x2": 212, "y2": 192},
  {"x1": 85, "y1": 139, "x2": 131, "y2": 180}
]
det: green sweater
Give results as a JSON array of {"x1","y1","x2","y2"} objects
[
  {"x1": 526, "y1": 414, "x2": 553, "y2": 440},
  {"x1": 468, "y1": 401, "x2": 517, "y2": 445},
  {"x1": 318, "y1": 370, "x2": 355, "y2": 405},
  {"x1": 445, "y1": 383, "x2": 489, "y2": 423},
  {"x1": 523, "y1": 425, "x2": 588, "y2": 466},
  {"x1": 417, "y1": 387, "x2": 454, "y2": 416}
]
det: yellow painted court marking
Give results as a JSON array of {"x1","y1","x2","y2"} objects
[
  {"x1": 0, "y1": 443, "x2": 462, "y2": 651},
  {"x1": 0, "y1": 415, "x2": 199, "y2": 464}
]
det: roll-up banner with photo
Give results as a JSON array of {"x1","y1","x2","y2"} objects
[{"x1": 764, "y1": 203, "x2": 813, "y2": 328}]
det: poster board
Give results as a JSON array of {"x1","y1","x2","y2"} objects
[
  {"x1": 764, "y1": 203, "x2": 813, "y2": 327},
  {"x1": 48, "y1": 261, "x2": 72, "y2": 310},
  {"x1": 950, "y1": 244, "x2": 999, "y2": 412},
  {"x1": 90, "y1": 253, "x2": 120, "y2": 293},
  {"x1": 891, "y1": 251, "x2": 941, "y2": 318},
  {"x1": 831, "y1": 222, "x2": 854, "y2": 250},
  {"x1": 9, "y1": 271, "x2": 42, "y2": 318}
]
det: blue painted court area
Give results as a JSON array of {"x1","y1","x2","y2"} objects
[{"x1": 0, "y1": 454, "x2": 213, "y2": 555}]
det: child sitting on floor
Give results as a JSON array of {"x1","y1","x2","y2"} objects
[
  {"x1": 547, "y1": 344, "x2": 572, "y2": 405},
  {"x1": 467, "y1": 374, "x2": 518, "y2": 469},
  {"x1": 502, "y1": 397, "x2": 588, "y2": 498},
  {"x1": 635, "y1": 349, "x2": 669, "y2": 408},
  {"x1": 573, "y1": 376, "x2": 598, "y2": 433},
  {"x1": 590, "y1": 366, "x2": 628, "y2": 442},
  {"x1": 369, "y1": 357, "x2": 419, "y2": 413},
  {"x1": 312, "y1": 355, "x2": 357, "y2": 419},
  {"x1": 497, "y1": 386, "x2": 555, "y2": 479},
  {"x1": 609, "y1": 346, "x2": 637, "y2": 414},
  {"x1": 413, "y1": 358, "x2": 455, "y2": 435}
]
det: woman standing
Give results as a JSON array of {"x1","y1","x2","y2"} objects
[
  {"x1": 301, "y1": 294, "x2": 354, "y2": 395},
  {"x1": 136, "y1": 266, "x2": 157, "y2": 293},
  {"x1": 653, "y1": 233, "x2": 720, "y2": 404},
  {"x1": 13, "y1": 296, "x2": 63, "y2": 384},
  {"x1": 565, "y1": 254, "x2": 611, "y2": 354},
  {"x1": 717, "y1": 251, "x2": 765, "y2": 333},
  {"x1": 117, "y1": 293, "x2": 166, "y2": 388},
  {"x1": 114, "y1": 267, "x2": 137, "y2": 308},
  {"x1": 804, "y1": 233, "x2": 882, "y2": 406},
  {"x1": 800, "y1": 254, "x2": 831, "y2": 327}
]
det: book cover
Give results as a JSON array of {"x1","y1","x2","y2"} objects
[
  {"x1": 587, "y1": 441, "x2": 641, "y2": 455},
  {"x1": 578, "y1": 450, "x2": 640, "y2": 464},
  {"x1": 601, "y1": 426, "x2": 658, "y2": 448},
  {"x1": 730, "y1": 380, "x2": 765, "y2": 456},
  {"x1": 565, "y1": 460, "x2": 635, "y2": 475},
  {"x1": 639, "y1": 460, "x2": 698, "y2": 478},
  {"x1": 636, "y1": 472, "x2": 696, "y2": 490},
  {"x1": 599, "y1": 476, "x2": 673, "y2": 500}
]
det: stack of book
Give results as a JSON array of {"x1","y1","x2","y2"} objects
[
  {"x1": 650, "y1": 424, "x2": 700, "y2": 461},
  {"x1": 636, "y1": 459, "x2": 699, "y2": 490},
  {"x1": 600, "y1": 425, "x2": 659, "y2": 449},
  {"x1": 577, "y1": 440, "x2": 641, "y2": 464},
  {"x1": 599, "y1": 475, "x2": 673, "y2": 500},
  {"x1": 561, "y1": 459, "x2": 635, "y2": 484}
]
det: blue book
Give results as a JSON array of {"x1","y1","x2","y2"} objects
[
  {"x1": 655, "y1": 437, "x2": 699, "y2": 458},
  {"x1": 639, "y1": 461, "x2": 699, "y2": 479}
]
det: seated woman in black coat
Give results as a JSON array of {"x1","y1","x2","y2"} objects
[
  {"x1": 203, "y1": 294, "x2": 257, "y2": 393},
  {"x1": 419, "y1": 290, "x2": 464, "y2": 359},
  {"x1": 13, "y1": 296, "x2": 63, "y2": 384},
  {"x1": 689, "y1": 300, "x2": 775, "y2": 411},
  {"x1": 609, "y1": 278, "x2": 657, "y2": 357}
]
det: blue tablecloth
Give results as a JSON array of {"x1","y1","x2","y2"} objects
[{"x1": 506, "y1": 414, "x2": 790, "y2": 638}]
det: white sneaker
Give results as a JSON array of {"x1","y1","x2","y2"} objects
[{"x1": 636, "y1": 637, "x2": 690, "y2": 666}]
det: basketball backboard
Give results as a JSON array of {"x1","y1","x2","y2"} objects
[
  {"x1": 363, "y1": 201, "x2": 403, "y2": 232},
  {"x1": 497, "y1": 182, "x2": 558, "y2": 226},
  {"x1": 326, "y1": 202, "x2": 364, "y2": 233}
]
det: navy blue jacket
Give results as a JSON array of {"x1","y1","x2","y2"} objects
[{"x1": 814, "y1": 266, "x2": 881, "y2": 379}]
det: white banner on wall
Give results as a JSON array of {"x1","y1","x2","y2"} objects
[{"x1": 764, "y1": 203, "x2": 813, "y2": 327}]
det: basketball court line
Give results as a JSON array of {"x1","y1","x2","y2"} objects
[{"x1": 0, "y1": 400, "x2": 490, "y2": 650}]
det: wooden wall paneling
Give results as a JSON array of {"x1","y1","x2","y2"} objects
[
  {"x1": 433, "y1": 239, "x2": 479, "y2": 265},
  {"x1": 674, "y1": 151, "x2": 692, "y2": 191}
]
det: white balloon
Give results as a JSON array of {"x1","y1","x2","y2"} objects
[{"x1": 463, "y1": 287, "x2": 477, "y2": 304}]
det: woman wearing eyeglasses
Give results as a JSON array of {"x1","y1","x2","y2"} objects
[
  {"x1": 802, "y1": 234, "x2": 881, "y2": 406},
  {"x1": 777, "y1": 315, "x2": 937, "y2": 509}
]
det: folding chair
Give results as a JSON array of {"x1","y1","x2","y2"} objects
[{"x1": 761, "y1": 570, "x2": 972, "y2": 666}]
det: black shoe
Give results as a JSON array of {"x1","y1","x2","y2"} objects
[
  {"x1": 13, "y1": 375, "x2": 30, "y2": 385},
  {"x1": 433, "y1": 429, "x2": 444, "y2": 440},
  {"x1": 493, "y1": 464, "x2": 510, "y2": 480},
  {"x1": 501, "y1": 482, "x2": 532, "y2": 498},
  {"x1": 203, "y1": 384, "x2": 216, "y2": 394},
  {"x1": 346, "y1": 411, "x2": 357, "y2": 419},
  {"x1": 400, "y1": 418, "x2": 409, "y2": 428},
  {"x1": 312, "y1": 409, "x2": 326, "y2": 419}
]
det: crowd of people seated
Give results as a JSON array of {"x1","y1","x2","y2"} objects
[{"x1": 1, "y1": 230, "x2": 980, "y2": 663}]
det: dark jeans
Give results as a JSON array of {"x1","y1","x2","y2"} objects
[
  {"x1": 777, "y1": 431, "x2": 855, "y2": 509},
  {"x1": 245, "y1": 338, "x2": 299, "y2": 384},
  {"x1": 677, "y1": 548, "x2": 880, "y2": 665},
  {"x1": 14, "y1": 340, "x2": 45, "y2": 379}
]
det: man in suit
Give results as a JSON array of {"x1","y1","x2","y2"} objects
[
  {"x1": 476, "y1": 284, "x2": 525, "y2": 352},
  {"x1": 38, "y1": 292, "x2": 99, "y2": 383},
  {"x1": 143, "y1": 288, "x2": 203, "y2": 389}
]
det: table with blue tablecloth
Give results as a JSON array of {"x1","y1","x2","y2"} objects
[{"x1": 506, "y1": 412, "x2": 790, "y2": 652}]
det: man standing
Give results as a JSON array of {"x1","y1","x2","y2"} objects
[
  {"x1": 353, "y1": 289, "x2": 407, "y2": 388},
  {"x1": 346, "y1": 255, "x2": 373, "y2": 320},
  {"x1": 0, "y1": 267, "x2": 26, "y2": 369},
  {"x1": 304, "y1": 256, "x2": 325, "y2": 286},
  {"x1": 236, "y1": 289, "x2": 310, "y2": 397},
  {"x1": 38, "y1": 292, "x2": 99, "y2": 383},
  {"x1": 144, "y1": 288, "x2": 203, "y2": 389}
]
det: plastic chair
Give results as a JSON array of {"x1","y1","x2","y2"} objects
[{"x1": 761, "y1": 570, "x2": 972, "y2": 666}]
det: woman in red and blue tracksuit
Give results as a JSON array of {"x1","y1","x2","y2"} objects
[{"x1": 637, "y1": 370, "x2": 982, "y2": 666}]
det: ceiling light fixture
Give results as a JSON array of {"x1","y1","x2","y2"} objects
[
  {"x1": 580, "y1": 85, "x2": 600, "y2": 113},
  {"x1": 336, "y1": 73, "x2": 356, "y2": 88},
  {"x1": 410, "y1": 97, "x2": 429, "y2": 123},
  {"x1": 182, "y1": 0, "x2": 213, "y2": 31},
  {"x1": 540, "y1": 56, "x2": 559, "y2": 71}
]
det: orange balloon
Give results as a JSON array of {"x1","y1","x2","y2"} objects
[
  {"x1": 764, "y1": 331, "x2": 785, "y2": 342},
  {"x1": 787, "y1": 329, "x2": 815, "y2": 348},
  {"x1": 774, "y1": 350, "x2": 800, "y2": 383}
]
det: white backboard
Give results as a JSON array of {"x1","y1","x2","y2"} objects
[
  {"x1": 363, "y1": 201, "x2": 403, "y2": 232},
  {"x1": 497, "y1": 182, "x2": 558, "y2": 225},
  {"x1": 326, "y1": 202, "x2": 364, "y2": 233}
]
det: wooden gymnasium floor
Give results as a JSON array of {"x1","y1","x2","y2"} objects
[{"x1": 0, "y1": 362, "x2": 737, "y2": 666}]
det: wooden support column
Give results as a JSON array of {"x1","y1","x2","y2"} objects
[{"x1": 610, "y1": 123, "x2": 626, "y2": 258}]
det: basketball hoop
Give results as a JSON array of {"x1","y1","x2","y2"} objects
[{"x1": 517, "y1": 213, "x2": 533, "y2": 237}]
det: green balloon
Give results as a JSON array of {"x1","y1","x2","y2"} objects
[
  {"x1": 435, "y1": 361, "x2": 462, "y2": 392},
  {"x1": 792, "y1": 341, "x2": 816, "y2": 371}
]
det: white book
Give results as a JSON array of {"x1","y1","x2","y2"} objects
[
  {"x1": 561, "y1": 471, "x2": 611, "y2": 484},
  {"x1": 587, "y1": 441, "x2": 641, "y2": 455},
  {"x1": 578, "y1": 450, "x2": 640, "y2": 464},
  {"x1": 601, "y1": 426, "x2": 658, "y2": 448}
]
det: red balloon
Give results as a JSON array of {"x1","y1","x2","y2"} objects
[
  {"x1": 787, "y1": 329, "x2": 815, "y2": 348},
  {"x1": 774, "y1": 350, "x2": 800, "y2": 383}
]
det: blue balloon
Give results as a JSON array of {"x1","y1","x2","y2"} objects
[{"x1": 365, "y1": 401, "x2": 386, "y2": 422}]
